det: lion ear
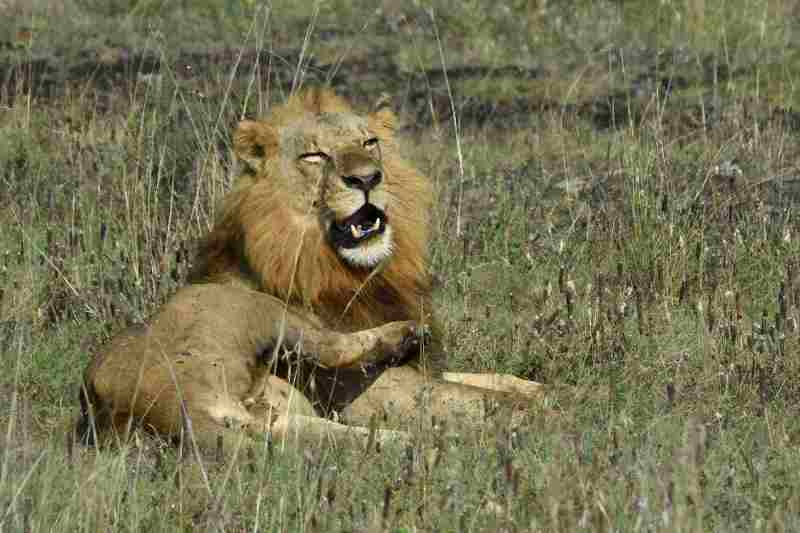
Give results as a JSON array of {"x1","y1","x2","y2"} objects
[
  {"x1": 369, "y1": 109, "x2": 397, "y2": 141},
  {"x1": 233, "y1": 120, "x2": 277, "y2": 170},
  {"x1": 369, "y1": 92, "x2": 397, "y2": 132}
]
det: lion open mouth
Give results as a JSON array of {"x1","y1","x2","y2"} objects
[{"x1": 330, "y1": 203, "x2": 388, "y2": 249}]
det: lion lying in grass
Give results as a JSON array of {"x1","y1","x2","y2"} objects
[{"x1": 78, "y1": 89, "x2": 544, "y2": 450}]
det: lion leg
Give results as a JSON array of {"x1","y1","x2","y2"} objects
[
  {"x1": 81, "y1": 358, "x2": 260, "y2": 453},
  {"x1": 186, "y1": 401, "x2": 409, "y2": 452},
  {"x1": 277, "y1": 317, "x2": 425, "y2": 369},
  {"x1": 267, "y1": 414, "x2": 408, "y2": 449},
  {"x1": 340, "y1": 366, "x2": 535, "y2": 430},
  {"x1": 244, "y1": 317, "x2": 425, "y2": 405},
  {"x1": 154, "y1": 285, "x2": 422, "y2": 371},
  {"x1": 440, "y1": 372, "x2": 545, "y2": 399},
  {"x1": 240, "y1": 374, "x2": 408, "y2": 449},
  {"x1": 98, "y1": 375, "x2": 408, "y2": 453}
]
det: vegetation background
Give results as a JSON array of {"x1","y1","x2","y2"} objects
[{"x1": 2, "y1": 0, "x2": 800, "y2": 530}]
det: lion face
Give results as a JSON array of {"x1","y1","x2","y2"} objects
[
  {"x1": 234, "y1": 105, "x2": 397, "y2": 269},
  {"x1": 195, "y1": 89, "x2": 432, "y2": 327}
]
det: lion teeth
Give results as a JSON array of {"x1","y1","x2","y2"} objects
[{"x1": 349, "y1": 219, "x2": 381, "y2": 240}]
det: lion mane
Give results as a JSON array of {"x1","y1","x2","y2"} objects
[{"x1": 190, "y1": 89, "x2": 435, "y2": 333}]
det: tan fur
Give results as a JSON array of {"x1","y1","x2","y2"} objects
[{"x1": 78, "y1": 89, "x2": 544, "y2": 452}]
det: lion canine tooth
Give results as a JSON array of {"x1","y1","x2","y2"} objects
[
  {"x1": 350, "y1": 224, "x2": 362, "y2": 238},
  {"x1": 372, "y1": 219, "x2": 381, "y2": 231}
]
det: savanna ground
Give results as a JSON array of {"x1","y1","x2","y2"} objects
[{"x1": 3, "y1": 0, "x2": 800, "y2": 530}]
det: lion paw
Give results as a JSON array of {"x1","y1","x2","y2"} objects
[
  {"x1": 396, "y1": 323, "x2": 430, "y2": 359},
  {"x1": 383, "y1": 321, "x2": 431, "y2": 365},
  {"x1": 341, "y1": 321, "x2": 432, "y2": 368}
]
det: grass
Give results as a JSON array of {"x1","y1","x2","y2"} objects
[{"x1": 3, "y1": 0, "x2": 800, "y2": 530}]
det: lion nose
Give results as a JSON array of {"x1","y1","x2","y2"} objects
[{"x1": 342, "y1": 170, "x2": 382, "y2": 192}]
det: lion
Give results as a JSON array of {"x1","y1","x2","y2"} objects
[{"x1": 77, "y1": 89, "x2": 545, "y2": 452}]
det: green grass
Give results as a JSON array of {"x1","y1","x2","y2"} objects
[{"x1": 4, "y1": 0, "x2": 800, "y2": 530}]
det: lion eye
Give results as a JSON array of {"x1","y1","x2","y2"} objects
[
  {"x1": 363, "y1": 138, "x2": 379, "y2": 149},
  {"x1": 299, "y1": 152, "x2": 329, "y2": 164}
]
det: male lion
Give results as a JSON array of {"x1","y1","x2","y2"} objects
[{"x1": 78, "y1": 89, "x2": 544, "y2": 451}]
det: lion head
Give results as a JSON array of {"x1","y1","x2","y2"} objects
[{"x1": 191, "y1": 89, "x2": 434, "y2": 330}]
